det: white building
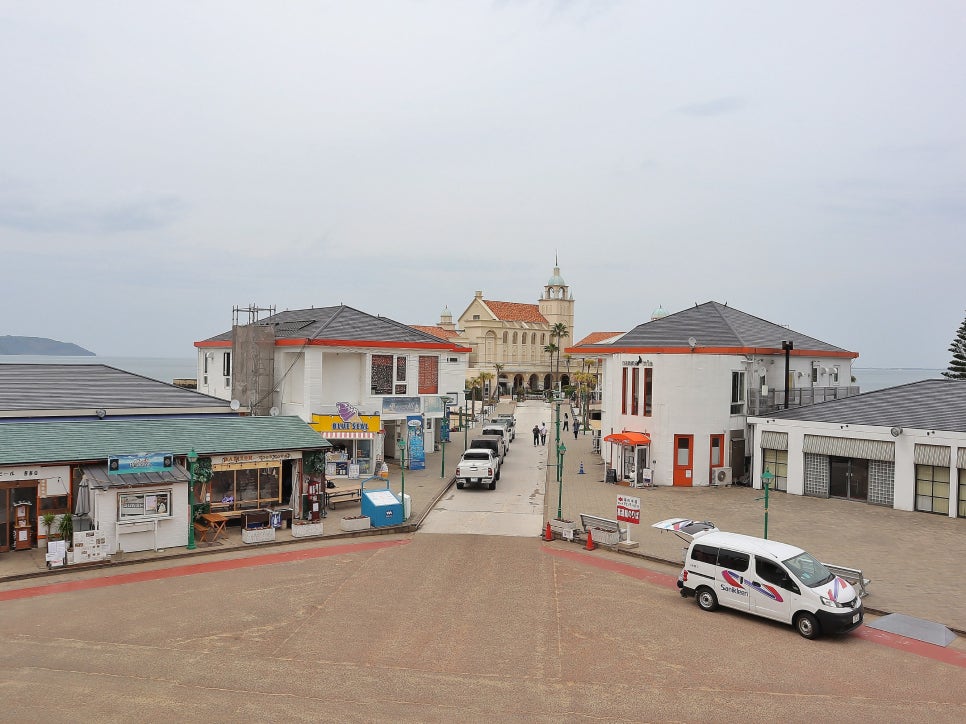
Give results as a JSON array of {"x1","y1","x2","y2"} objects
[
  {"x1": 750, "y1": 380, "x2": 966, "y2": 518},
  {"x1": 196, "y1": 305, "x2": 471, "y2": 478},
  {"x1": 569, "y1": 302, "x2": 858, "y2": 487}
]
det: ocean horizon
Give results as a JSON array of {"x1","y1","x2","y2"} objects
[{"x1": 0, "y1": 355, "x2": 950, "y2": 393}]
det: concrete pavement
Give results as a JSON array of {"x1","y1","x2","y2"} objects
[{"x1": 3, "y1": 398, "x2": 965, "y2": 636}]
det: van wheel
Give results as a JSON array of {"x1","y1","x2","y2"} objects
[
  {"x1": 695, "y1": 587, "x2": 718, "y2": 612},
  {"x1": 795, "y1": 612, "x2": 821, "y2": 639}
]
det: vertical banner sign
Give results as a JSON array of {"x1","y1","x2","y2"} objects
[
  {"x1": 440, "y1": 414, "x2": 451, "y2": 443},
  {"x1": 407, "y1": 415, "x2": 425, "y2": 470},
  {"x1": 616, "y1": 495, "x2": 641, "y2": 525}
]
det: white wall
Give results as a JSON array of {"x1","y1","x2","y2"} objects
[{"x1": 94, "y1": 484, "x2": 189, "y2": 554}]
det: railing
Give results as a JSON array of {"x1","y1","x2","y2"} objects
[{"x1": 748, "y1": 386, "x2": 860, "y2": 415}]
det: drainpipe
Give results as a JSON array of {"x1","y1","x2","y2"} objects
[{"x1": 781, "y1": 340, "x2": 794, "y2": 409}]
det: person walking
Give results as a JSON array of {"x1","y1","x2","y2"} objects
[
  {"x1": 540, "y1": 422, "x2": 547, "y2": 446},
  {"x1": 563, "y1": 413, "x2": 569, "y2": 431},
  {"x1": 573, "y1": 419, "x2": 580, "y2": 439},
  {"x1": 532, "y1": 424, "x2": 540, "y2": 446}
]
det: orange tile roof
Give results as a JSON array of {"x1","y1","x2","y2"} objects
[
  {"x1": 483, "y1": 300, "x2": 548, "y2": 324},
  {"x1": 574, "y1": 331, "x2": 625, "y2": 346},
  {"x1": 410, "y1": 325, "x2": 461, "y2": 340}
]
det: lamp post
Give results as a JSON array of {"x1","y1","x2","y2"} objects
[
  {"x1": 187, "y1": 448, "x2": 198, "y2": 550},
  {"x1": 760, "y1": 468, "x2": 774, "y2": 539},
  {"x1": 556, "y1": 441, "x2": 567, "y2": 519},
  {"x1": 440, "y1": 396, "x2": 452, "y2": 479},
  {"x1": 397, "y1": 437, "x2": 407, "y2": 519}
]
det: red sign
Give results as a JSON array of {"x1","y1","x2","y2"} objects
[{"x1": 616, "y1": 495, "x2": 641, "y2": 524}]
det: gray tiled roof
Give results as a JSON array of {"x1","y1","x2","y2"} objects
[
  {"x1": 580, "y1": 302, "x2": 853, "y2": 354},
  {"x1": 0, "y1": 415, "x2": 331, "y2": 466},
  {"x1": 0, "y1": 364, "x2": 229, "y2": 413},
  {"x1": 199, "y1": 305, "x2": 459, "y2": 346},
  {"x1": 761, "y1": 379, "x2": 966, "y2": 433}
]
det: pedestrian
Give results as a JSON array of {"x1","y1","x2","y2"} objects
[
  {"x1": 532, "y1": 424, "x2": 540, "y2": 446},
  {"x1": 573, "y1": 419, "x2": 580, "y2": 439},
  {"x1": 563, "y1": 413, "x2": 569, "y2": 431},
  {"x1": 540, "y1": 422, "x2": 547, "y2": 445}
]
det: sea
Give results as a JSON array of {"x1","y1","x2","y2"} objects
[{"x1": 0, "y1": 355, "x2": 948, "y2": 393}]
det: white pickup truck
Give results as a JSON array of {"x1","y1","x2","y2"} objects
[{"x1": 455, "y1": 448, "x2": 500, "y2": 490}]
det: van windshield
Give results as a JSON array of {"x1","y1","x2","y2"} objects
[{"x1": 782, "y1": 551, "x2": 835, "y2": 588}]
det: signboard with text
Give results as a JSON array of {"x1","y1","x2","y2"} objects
[{"x1": 616, "y1": 495, "x2": 641, "y2": 525}]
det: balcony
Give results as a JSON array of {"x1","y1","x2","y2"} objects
[{"x1": 748, "y1": 386, "x2": 860, "y2": 416}]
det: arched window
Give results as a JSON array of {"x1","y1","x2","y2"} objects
[
  {"x1": 531, "y1": 333, "x2": 537, "y2": 345},
  {"x1": 503, "y1": 332, "x2": 508, "y2": 344},
  {"x1": 541, "y1": 333, "x2": 546, "y2": 345},
  {"x1": 512, "y1": 332, "x2": 518, "y2": 344}
]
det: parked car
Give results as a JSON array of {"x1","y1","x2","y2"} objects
[
  {"x1": 469, "y1": 436, "x2": 506, "y2": 463},
  {"x1": 480, "y1": 423, "x2": 512, "y2": 453},
  {"x1": 456, "y1": 449, "x2": 499, "y2": 490}
]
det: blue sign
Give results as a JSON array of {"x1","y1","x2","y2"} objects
[
  {"x1": 440, "y1": 415, "x2": 450, "y2": 443},
  {"x1": 108, "y1": 452, "x2": 174, "y2": 475},
  {"x1": 407, "y1": 415, "x2": 425, "y2": 470}
]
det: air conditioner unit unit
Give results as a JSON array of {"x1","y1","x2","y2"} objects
[{"x1": 712, "y1": 467, "x2": 733, "y2": 485}]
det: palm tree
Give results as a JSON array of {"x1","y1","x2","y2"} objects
[
  {"x1": 543, "y1": 343, "x2": 558, "y2": 393},
  {"x1": 467, "y1": 375, "x2": 483, "y2": 421},
  {"x1": 478, "y1": 370, "x2": 495, "y2": 404},
  {"x1": 493, "y1": 363, "x2": 504, "y2": 400},
  {"x1": 550, "y1": 322, "x2": 569, "y2": 393}
]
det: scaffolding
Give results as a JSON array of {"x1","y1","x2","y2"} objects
[{"x1": 230, "y1": 304, "x2": 277, "y2": 416}]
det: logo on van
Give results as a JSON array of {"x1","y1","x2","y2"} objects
[
  {"x1": 722, "y1": 570, "x2": 784, "y2": 603},
  {"x1": 827, "y1": 576, "x2": 851, "y2": 602}
]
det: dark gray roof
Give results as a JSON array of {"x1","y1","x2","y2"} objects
[
  {"x1": 82, "y1": 462, "x2": 191, "y2": 489},
  {"x1": 578, "y1": 302, "x2": 853, "y2": 355},
  {"x1": 0, "y1": 364, "x2": 231, "y2": 414},
  {"x1": 761, "y1": 379, "x2": 966, "y2": 433},
  {"x1": 199, "y1": 305, "x2": 460, "y2": 347},
  {"x1": 0, "y1": 415, "x2": 332, "y2": 466}
]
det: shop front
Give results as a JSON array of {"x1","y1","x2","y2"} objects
[
  {"x1": 310, "y1": 411, "x2": 383, "y2": 482},
  {"x1": 203, "y1": 451, "x2": 301, "y2": 514},
  {"x1": 603, "y1": 432, "x2": 652, "y2": 485},
  {"x1": 1, "y1": 465, "x2": 71, "y2": 552}
]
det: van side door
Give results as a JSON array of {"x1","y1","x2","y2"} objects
[
  {"x1": 715, "y1": 548, "x2": 752, "y2": 612},
  {"x1": 750, "y1": 557, "x2": 800, "y2": 623}
]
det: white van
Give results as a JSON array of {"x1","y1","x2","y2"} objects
[{"x1": 675, "y1": 529, "x2": 863, "y2": 639}]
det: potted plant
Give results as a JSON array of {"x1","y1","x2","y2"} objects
[
  {"x1": 340, "y1": 514, "x2": 370, "y2": 532},
  {"x1": 58, "y1": 512, "x2": 74, "y2": 549},
  {"x1": 41, "y1": 512, "x2": 57, "y2": 550}
]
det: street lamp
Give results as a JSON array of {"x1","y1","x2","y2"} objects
[
  {"x1": 556, "y1": 441, "x2": 567, "y2": 519},
  {"x1": 187, "y1": 448, "x2": 198, "y2": 550},
  {"x1": 760, "y1": 468, "x2": 774, "y2": 539},
  {"x1": 397, "y1": 437, "x2": 407, "y2": 520}
]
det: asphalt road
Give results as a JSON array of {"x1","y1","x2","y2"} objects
[{"x1": 1, "y1": 532, "x2": 965, "y2": 722}]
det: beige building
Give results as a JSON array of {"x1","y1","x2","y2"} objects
[{"x1": 414, "y1": 263, "x2": 575, "y2": 398}]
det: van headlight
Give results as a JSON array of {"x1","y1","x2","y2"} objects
[{"x1": 820, "y1": 596, "x2": 847, "y2": 608}]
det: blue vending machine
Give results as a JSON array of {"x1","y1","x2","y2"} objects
[{"x1": 361, "y1": 483, "x2": 404, "y2": 527}]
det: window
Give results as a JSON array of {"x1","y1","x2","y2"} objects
[
  {"x1": 756, "y1": 558, "x2": 799, "y2": 593},
  {"x1": 631, "y1": 367, "x2": 639, "y2": 415},
  {"x1": 222, "y1": 352, "x2": 232, "y2": 377},
  {"x1": 512, "y1": 332, "x2": 518, "y2": 344},
  {"x1": 960, "y1": 469, "x2": 966, "y2": 518},
  {"x1": 643, "y1": 368, "x2": 652, "y2": 416},
  {"x1": 916, "y1": 464, "x2": 950, "y2": 515},
  {"x1": 472, "y1": 314, "x2": 480, "y2": 320},
  {"x1": 783, "y1": 551, "x2": 833, "y2": 587},
  {"x1": 503, "y1": 332, "x2": 508, "y2": 344},
  {"x1": 832, "y1": 366, "x2": 840, "y2": 384},
  {"x1": 209, "y1": 463, "x2": 281, "y2": 511},
  {"x1": 763, "y1": 449, "x2": 788, "y2": 491},
  {"x1": 541, "y1": 333, "x2": 545, "y2": 345},
  {"x1": 531, "y1": 333, "x2": 537, "y2": 345},
  {"x1": 691, "y1": 544, "x2": 718, "y2": 564},
  {"x1": 621, "y1": 367, "x2": 628, "y2": 414},
  {"x1": 118, "y1": 490, "x2": 172, "y2": 519},
  {"x1": 39, "y1": 495, "x2": 69, "y2": 515},
  {"x1": 811, "y1": 366, "x2": 819, "y2": 383},
  {"x1": 730, "y1": 371, "x2": 745, "y2": 414},
  {"x1": 203, "y1": 354, "x2": 209, "y2": 374},
  {"x1": 371, "y1": 354, "x2": 393, "y2": 394},
  {"x1": 418, "y1": 356, "x2": 439, "y2": 394},
  {"x1": 717, "y1": 549, "x2": 750, "y2": 572}
]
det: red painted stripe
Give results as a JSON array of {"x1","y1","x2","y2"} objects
[
  {"x1": 0, "y1": 539, "x2": 407, "y2": 602},
  {"x1": 543, "y1": 545, "x2": 966, "y2": 669}
]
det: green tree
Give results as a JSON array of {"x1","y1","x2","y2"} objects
[
  {"x1": 493, "y1": 363, "x2": 504, "y2": 401},
  {"x1": 942, "y1": 312, "x2": 966, "y2": 379},
  {"x1": 477, "y1": 370, "x2": 495, "y2": 403},
  {"x1": 550, "y1": 322, "x2": 569, "y2": 392},
  {"x1": 543, "y1": 343, "x2": 558, "y2": 391}
]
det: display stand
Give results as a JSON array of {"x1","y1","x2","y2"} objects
[{"x1": 13, "y1": 502, "x2": 32, "y2": 551}]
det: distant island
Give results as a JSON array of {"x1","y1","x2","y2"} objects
[{"x1": 0, "y1": 335, "x2": 95, "y2": 356}]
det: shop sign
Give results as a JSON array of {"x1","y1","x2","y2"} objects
[
  {"x1": 211, "y1": 451, "x2": 298, "y2": 466},
  {"x1": 108, "y1": 453, "x2": 173, "y2": 475},
  {"x1": 622, "y1": 359, "x2": 653, "y2": 367},
  {"x1": 616, "y1": 495, "x2": 641, "y2": 524},
  {"x1": 0, "y1": 466, "x2": 42, "y2": 479},
  {"x1": 311, "y1": 413, "x2": 381, "y2": 433},
  {"x1": 382, "y1": 397, "x2": 422, "y2": 415}
]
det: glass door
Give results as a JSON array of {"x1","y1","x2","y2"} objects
[{"x1": 829, "y1": 457, "x2": 869, "y2": 501}]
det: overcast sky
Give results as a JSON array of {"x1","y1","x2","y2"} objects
[{"x1": 2, "y1": 2, "x2": 963, "y2": 367}]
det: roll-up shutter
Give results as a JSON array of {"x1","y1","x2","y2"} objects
[
  {"x1": 914, "y1": 444, "x2": 951, "y2": 467},
  {"x1": 760, "y1": 431, "x2": 788, "y2": 450},
  {"x1": 802, "y1": 435, "x2": 895, "y2": 461}
]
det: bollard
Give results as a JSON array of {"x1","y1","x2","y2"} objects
[{"x1": 578, "y1": 462, "x2": 585, "y2": 474}]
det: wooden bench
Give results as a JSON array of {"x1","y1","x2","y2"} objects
[
  {"x1": 325, "y1": 483, "x2": 363, "y2": 509},
  {"x1": 823, "y1": 562, "x2": 871, "y2": 597},
  {"x1": 579, "y1": 513, "x2": 629, "y2": 547}
]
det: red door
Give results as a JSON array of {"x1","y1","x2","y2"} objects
[
  {"x1": 673, "y1": 434, "x2": 694, "y2": 486},
  {"x1": 709, "y1": 434, "x2": 724, "y2": 484}
]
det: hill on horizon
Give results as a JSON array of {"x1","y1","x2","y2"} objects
[{"x1": 0, "y1": 335, "x2": 95, "y2": 356}]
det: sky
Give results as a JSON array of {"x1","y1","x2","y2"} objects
[{"x1": 1, "y1": 1, "x2": 964, "y2": 367}]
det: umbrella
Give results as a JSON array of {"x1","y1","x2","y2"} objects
[{"x1": 73, "y1": 477, "x2": 92, "y2": 530}]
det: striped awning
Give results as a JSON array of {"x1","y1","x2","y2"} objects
[
  {"x1": 760, "y1": 430, "x2": 788, "y2": 450},
  {"x1": 802, "y1": 435, "x2": 895, "y2": 462},
  {"x1": 914, "y1": 444, "x2": 951, "y2": 467},
  {"x1": 323, "y1": 431, "x2": 376, "y2": 439},
  {"x1": 959, "y1": 447, "x2": 966, "y2": 469}
]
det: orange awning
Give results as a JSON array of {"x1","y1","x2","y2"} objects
[{"x1": 603, "y1": 431, "x2": 651, "y2": 445}]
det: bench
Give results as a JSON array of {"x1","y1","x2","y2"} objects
[
  {"x1": 579, "y1": 513, "x2": 629, "y2": 547},
  {"x1": 822, "y1": 562, "x2": 871, "y2": 598},
  {"x1": 325, "y1": 483, "x2": 362, "y2": 509}
]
